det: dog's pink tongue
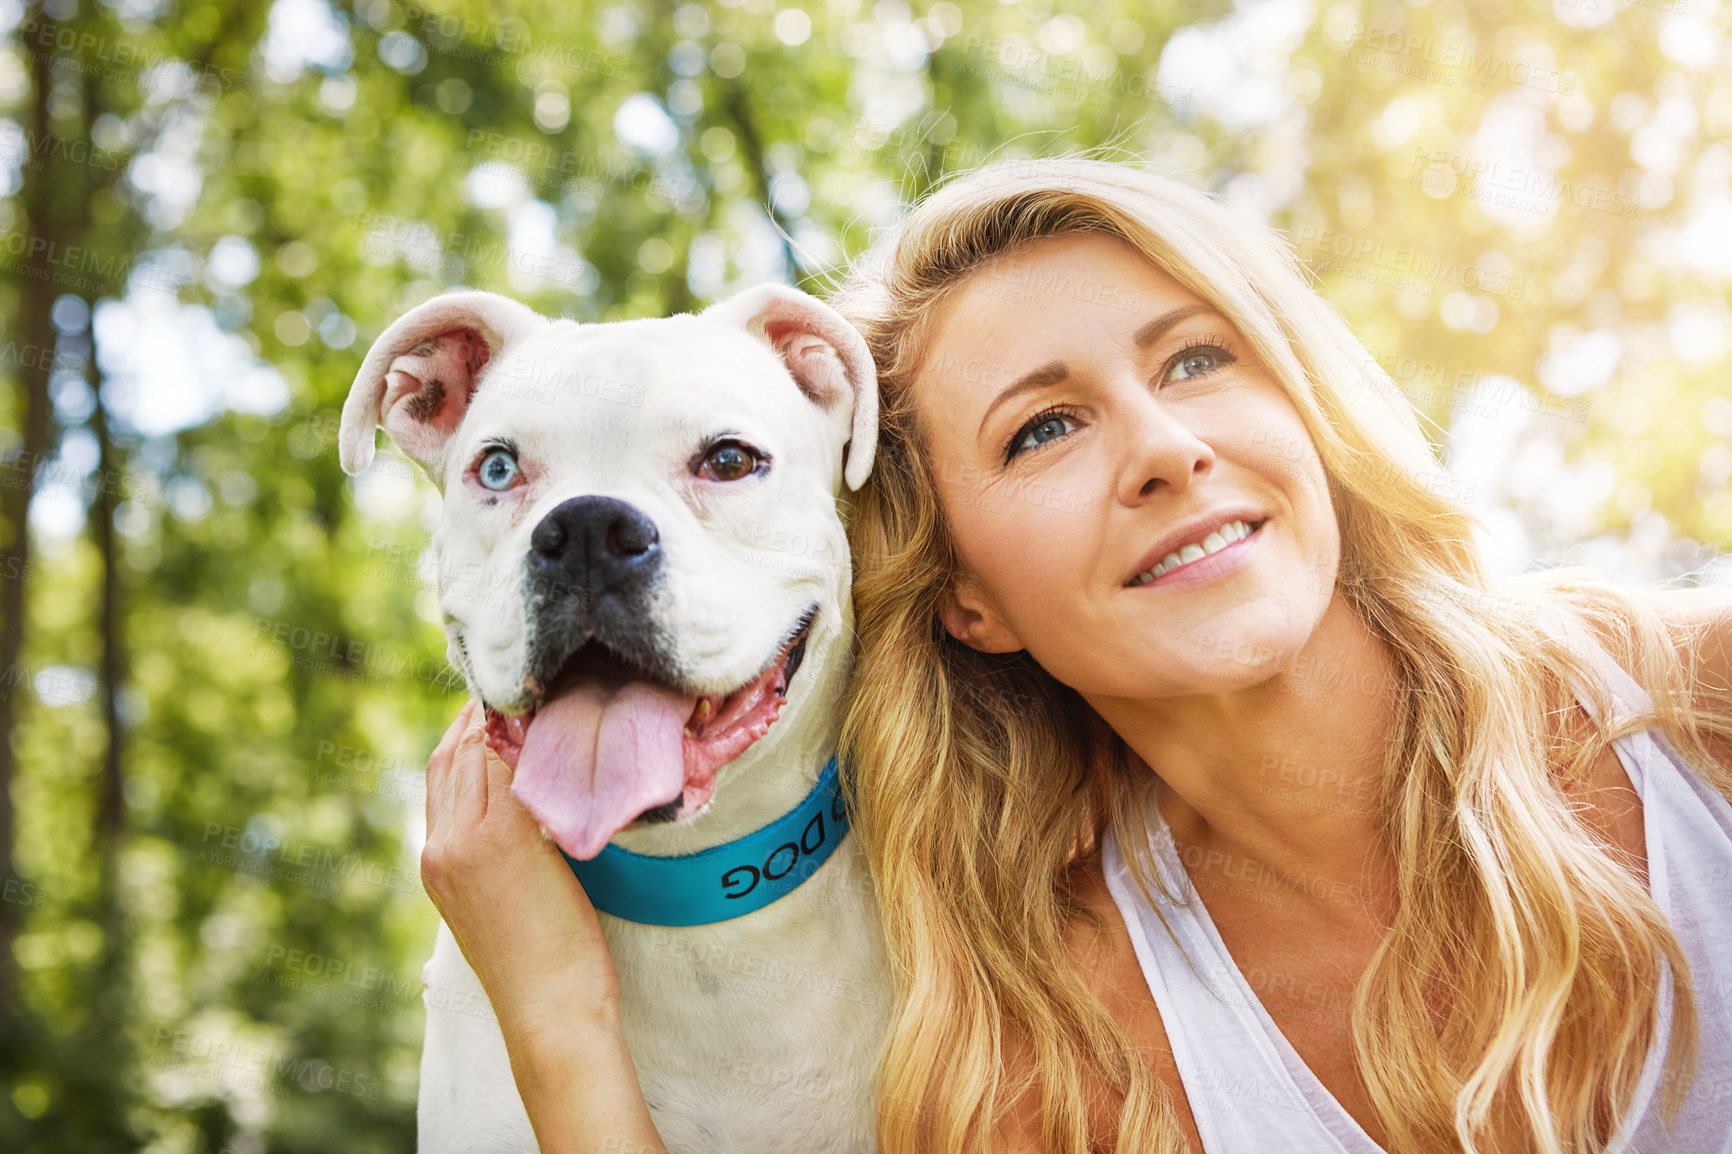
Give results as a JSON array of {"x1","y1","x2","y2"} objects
[{"x1": 510, "y1": 679, "x2": 695, "y2": 861}]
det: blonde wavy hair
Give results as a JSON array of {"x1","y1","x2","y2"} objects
[{"x1": 825, "y1": 157, "x2": 1732, "y2": 1154}]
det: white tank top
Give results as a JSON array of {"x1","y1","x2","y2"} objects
[{"x1": 1102, "y1": 623, "x2": 1732, "y2": 1153}]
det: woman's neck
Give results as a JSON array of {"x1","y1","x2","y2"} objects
[{"x1": 1088, "y1": 593, "x2": 1399, "y2": 926}]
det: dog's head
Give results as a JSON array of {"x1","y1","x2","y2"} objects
[{"x1": 340, "y1": 286, "x2": 876, "y2": 860}]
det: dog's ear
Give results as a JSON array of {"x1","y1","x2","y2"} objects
[
  {"x1": 703, "y1": 285, "x2": 879, "y2": 490},
  {"x1": 339, "y1": 290, "x2": 548, "y2": 479}
]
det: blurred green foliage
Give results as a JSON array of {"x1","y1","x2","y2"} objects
[{"x1": 0, "y1": 0, "x2": 1725, "y2": 1148}]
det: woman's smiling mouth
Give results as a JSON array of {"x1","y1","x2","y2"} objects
[{"x1": 1127, "y1": 517, "x2": 1268, "y2": 588}]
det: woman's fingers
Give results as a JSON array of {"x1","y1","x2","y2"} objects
[
  {"x1": 427, "y1": 698, "x2": 477, "y2": 799},
  {"x1": 449, "y1": 705, "x2": 492, "y2": 827},
  {"x1": 479, "y1": 710, "x2": 524, "y2": 826},
  {"x1": 426, "y1": 700, "x2": 476, "y2": 834},
  {"x1": 423, "y1": 697, "x2": 481, "y2": 904}
]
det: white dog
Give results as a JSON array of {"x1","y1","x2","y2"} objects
[{"x1": 338, "y1": 285, "x2": 890, "y2": 1152}]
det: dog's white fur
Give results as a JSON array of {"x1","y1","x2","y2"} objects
[{"x1": 341, "y1": 287, "x2": 890, "y2": 1152}]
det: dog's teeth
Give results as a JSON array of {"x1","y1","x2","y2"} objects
[{"x1": 686, "y1": 698, "x2": 715, "y2": 737}]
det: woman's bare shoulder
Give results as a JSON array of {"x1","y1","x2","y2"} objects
[
  {"x1": 1595, "y1": 585, "x2": 1732, "y2": 782},
  {"x1": 1643, "y1": 586, "x2": 1732, "y2": 722}
]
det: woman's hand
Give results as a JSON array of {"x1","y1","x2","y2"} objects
[
  {"x1": 423, "y1": 697, "x2": 614, "y2": 1039},
  {"x1": 423, "y1": 697, "x2": 667, "y2": 1153}
]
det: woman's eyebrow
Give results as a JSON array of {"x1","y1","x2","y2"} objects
[
  {"x1": 1133, "y1": 303, "x2": 1213, "y2": 348},
  {"x1": 973, "y1": 304, "x2": 1218, "y2": 441},
  {"x1": 977, "y1": 360, "x2": 1068, "y2": 439}
]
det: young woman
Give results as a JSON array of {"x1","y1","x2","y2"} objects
[
  {"x1": 421, "y1": 158, "x2": 1732, "y2": 1153},
  {"x1": 823, "y1": 158, "x2": 1732, "y2": 1154}
]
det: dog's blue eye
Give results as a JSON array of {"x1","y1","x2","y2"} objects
[{"x1": 478, "y1": 449, "x2": 519, "y2": 490}]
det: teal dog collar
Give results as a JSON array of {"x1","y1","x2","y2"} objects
[{"x1": 560, "y1": 756, "x2": 850, "y2": 927}]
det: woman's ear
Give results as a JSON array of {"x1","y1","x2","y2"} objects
[{"x1": 939, "y1": 573, "x2": 1024, "y2": 654}]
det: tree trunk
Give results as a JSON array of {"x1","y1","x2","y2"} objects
[
  {"x1": 87, "y1": 346, "x2": 127, "y2": 968},
  {"x1": 720, "y1": 83, "x2": 806, "y2": 290},
  {"x1": 0, "y1": 6, "x2": 64, "y2": 1032}
]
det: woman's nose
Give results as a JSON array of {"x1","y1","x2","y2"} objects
[{"x1": 1114, "y1": 388, "x2": 1215, "y2": 505}]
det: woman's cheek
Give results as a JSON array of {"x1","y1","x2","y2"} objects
[{"x1": 965, "y1": 482, "x2": 1092, "y2": 605}]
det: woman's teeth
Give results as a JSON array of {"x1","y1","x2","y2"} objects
[{"x1": 1129, "y1": 519, "x2": 1256, "y2": 586}]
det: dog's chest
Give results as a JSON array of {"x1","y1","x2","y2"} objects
[{"x1": 605, "y1": 845, "x2": 889, "y2": 1154}]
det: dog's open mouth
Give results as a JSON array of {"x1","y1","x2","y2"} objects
[{"x1": 482, "y1": 611, "x2": 813, "y2": 861}]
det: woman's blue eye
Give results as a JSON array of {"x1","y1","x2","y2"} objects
[
  {"x1": 1010, "y1": 413, "x2": 1075, "y2": 458},
  {"x1": 478, "y1": 449, "x2": 519, "y2": 490},
  {"x1": 1027, "y1": 416, "x2": 1070, "y2": 444},
  {"x1": 1169, "y1": 346, "x2": 1231, "y2": 382}
]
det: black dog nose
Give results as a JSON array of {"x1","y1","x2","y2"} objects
[{"x1": 530, "y1": 496, "x2": 660, "y2": 595}]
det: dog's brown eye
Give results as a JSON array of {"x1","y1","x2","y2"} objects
[{"x1": 700, "y1": 443, "x2": 759, "y2": 482}]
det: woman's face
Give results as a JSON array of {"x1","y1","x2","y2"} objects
[{"x1": 910, "y1": 231, "x2": 1341, "y2": 703}]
